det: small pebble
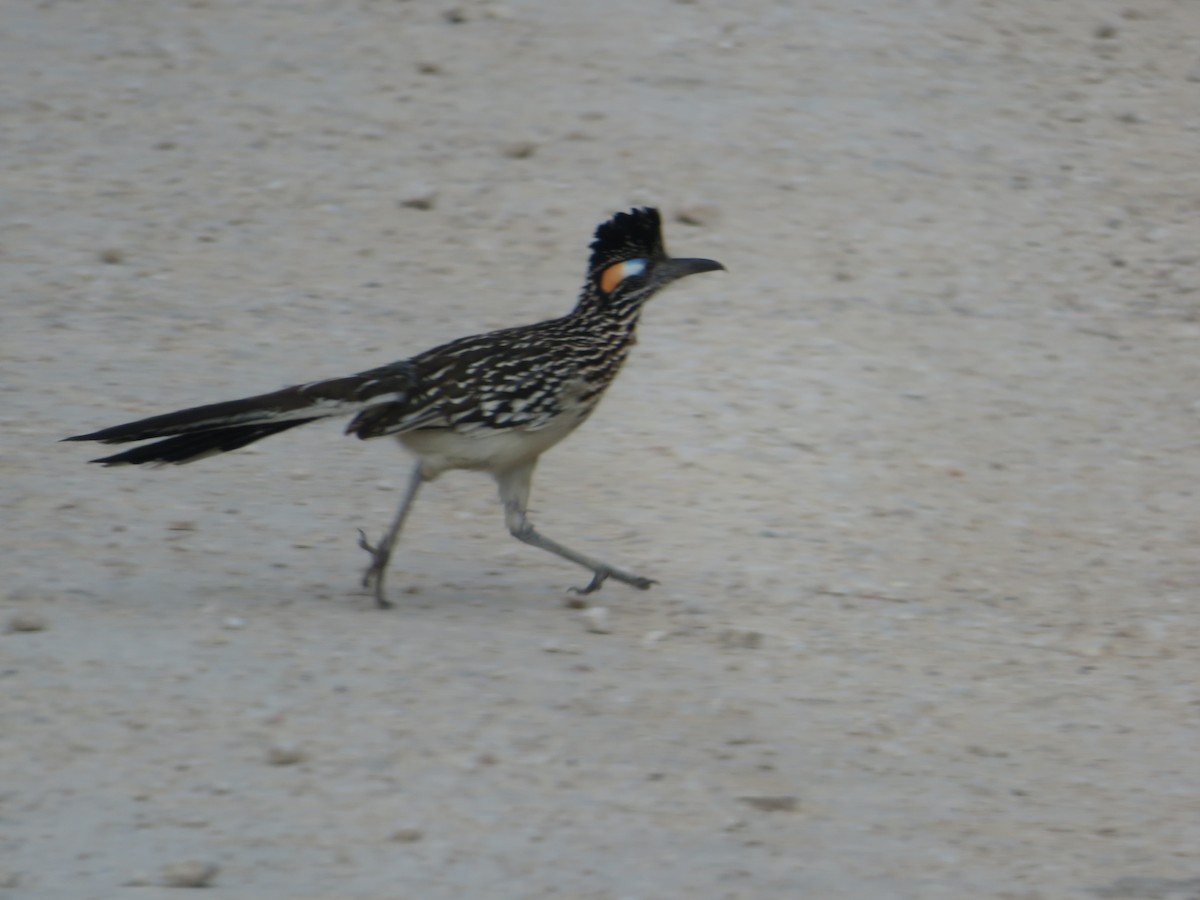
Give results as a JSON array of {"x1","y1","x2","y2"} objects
[
  {"x1": 266, "y1": 742, "x2": 307, "y2": 766},
  {"x1": 501, "y1": 140, "x2": 537, "y2": 159},
  {"x1": 675, "y1": 204, "x2": 720, "y2": 227},
  {"x1": 391, "y1": 827, "x2": 424, "y2": 843},
  {"x1": 99, "y1": 248, "x2": 125, "y2": 265},
  {"x1": 398, "y1": 186, "x2": 438, "y2": 210},
  {"x1": 581, "y1": 606, "x2": 611, "y2": 634},
  {"x1": 162, "y1": 860, "x2": 219, "y2": 888},
  {"x1": 540, "y1": 639, "x2": 581, "y2": 654},
  {"x1": 6, "y1": 612, "x2": 48, "y2": 633},
  {"x1": 739, "y1": 795, "x2": 798, "y2": 813},
  {"x1": 221, "y1": 616, "x2": 245, "y2": 630},
  {"x1": 641, "y1": 630, "x2": 669, "y2": 648}
]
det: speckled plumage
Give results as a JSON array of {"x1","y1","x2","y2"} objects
[{"x1": 66, "y1": 208, "x2": 724, "y2": 606}]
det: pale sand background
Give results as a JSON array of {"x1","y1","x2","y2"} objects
[{"x1": 3, "y1": 1, "x2": 1198, "y2": 897}]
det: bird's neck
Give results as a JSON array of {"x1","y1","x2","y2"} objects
[
  {"x1": 572, "y1": 281, "x2": 651, "y2": 323},
  {"x1": 570, "y1": 297, "x2": 645, "y2": 352}
]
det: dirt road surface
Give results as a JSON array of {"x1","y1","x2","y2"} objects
[{"x1": 3, "y1": 1, "x2": 1198, "y2": 897}]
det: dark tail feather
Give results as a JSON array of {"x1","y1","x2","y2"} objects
[
  {"x1": 63, "y1": 385, "x2": 328, "y2": 446},
  {"x1": 88, "y1": 419, "x2": 319, "y2": 466},
  {"x1": 65, "y1": 359, "x2": 419, "y2": 466}
]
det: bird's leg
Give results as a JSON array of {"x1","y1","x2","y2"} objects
[
  {"x1": 496, "y1": 462, "x2": 657, "y2": 595},
  {"x1": 358, "y1": 461, "x2": 425, "y2": 609}
]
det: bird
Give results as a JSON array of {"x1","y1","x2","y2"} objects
[{"x1": 65, "y1": 207, "x2": 724, "y2": 608}]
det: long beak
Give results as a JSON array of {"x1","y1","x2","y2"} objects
[{"x1": 653, "y1": 257, "x2": 725, "y2": 287}]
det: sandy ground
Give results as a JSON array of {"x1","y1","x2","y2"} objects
[{"x1": 3, "y1": 1, "x2": 1199, "y2": 897}]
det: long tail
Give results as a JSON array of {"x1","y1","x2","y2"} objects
[{"x1": 64, "y1": 361, "x2": 419, "y2": 466}]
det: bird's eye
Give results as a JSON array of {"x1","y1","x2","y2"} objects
[{"x1": 599, "y1": 258, "x2": 647, "y2": 295}]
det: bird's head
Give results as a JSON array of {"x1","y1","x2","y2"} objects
[{"x1": 580, "y1": 207, "x2": 724, "y2": 315}]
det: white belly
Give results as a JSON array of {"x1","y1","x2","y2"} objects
[{"x1": 398, "y1": 410, "x2": 591, "y2": 478}]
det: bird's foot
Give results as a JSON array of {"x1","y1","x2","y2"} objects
[
  {"x1": 570, "y1": 565, "x2": 657, "y2": 596},
  {"x1": 356, "y1": 528, "x2": 393, "y2": 609}
]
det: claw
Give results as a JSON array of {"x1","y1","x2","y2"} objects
[
  {"x1": 357, "y1": 528, "x2": 393, "y2": 607},
  {"x1": 570, "y1": 570, "x2": 610, "y2": 596},
  {"x1": 358, "y1": 532, "x2": 372, "y2": 586},
  {"x1": 357, "y1": 527, "x2": 376, "y2": 555},
  {"x1": 569, "y1": 567, "x2": 657, "y2": 595}
]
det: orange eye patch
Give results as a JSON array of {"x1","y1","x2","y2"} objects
[{"x1": 599, "y1": 258, "x2": 647, "y2": 294}]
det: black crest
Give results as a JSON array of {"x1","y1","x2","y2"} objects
[{"x1": 588, "y1": 207, "x2": 666, "y2": 277}]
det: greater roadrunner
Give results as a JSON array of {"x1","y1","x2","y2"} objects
[{"x1": 66, "y1": 208, "x2": 724, "y2": 607}]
